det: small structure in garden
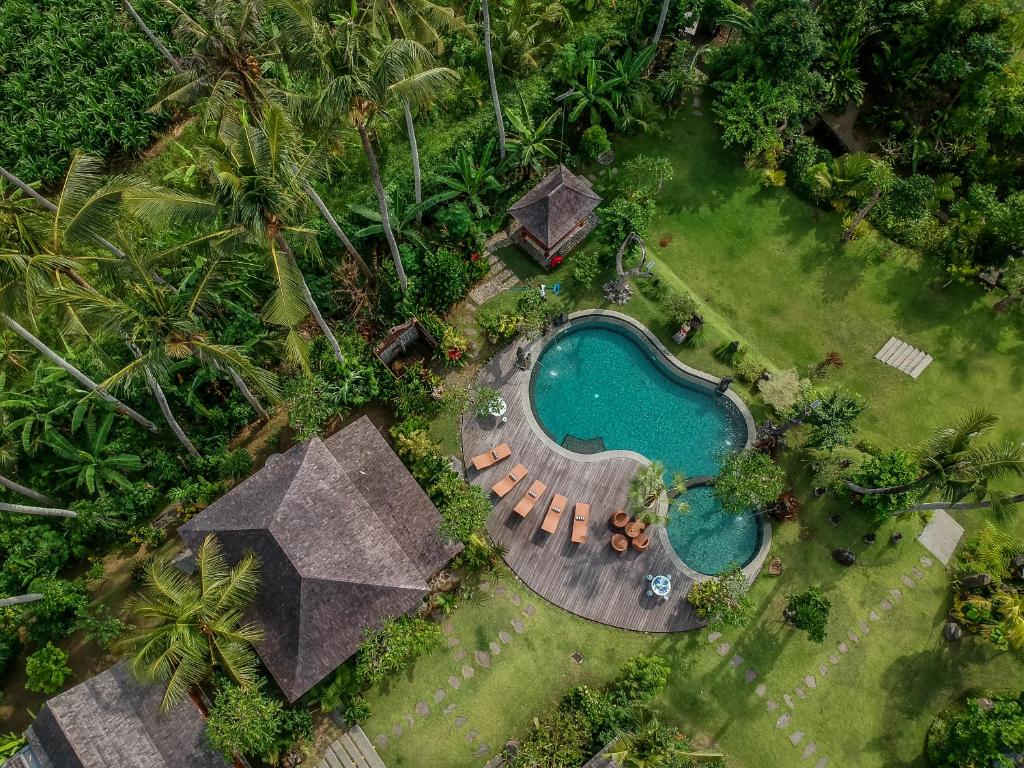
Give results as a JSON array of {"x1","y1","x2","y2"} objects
[
  {"x1": 509, "y1": 164, "x2": 601, "y2": 269},
  {"x1": 374, "y1": 317, "x2": 438, "y2": 377},
  {"x1": 7, "y1": 662, "x2": 229, "y2": 768},
  {"x1": 180, "y1": 416, "x2": 460, "y2": 702}
]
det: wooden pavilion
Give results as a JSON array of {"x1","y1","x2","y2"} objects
[{"x1": 509, "y1": 165, "x2": 601, "y2": 269}]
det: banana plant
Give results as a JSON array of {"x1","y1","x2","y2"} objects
[
  {"x1": 44, "y1": 411, "x2": 143, "y2": 495},
  {"x1": 437, "y1": 139, "x2": 504, "y2": 217}
]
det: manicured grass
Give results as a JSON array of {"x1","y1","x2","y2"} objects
[{"x1": 403, "y1": 110, "x2": 1024, "y2": 768}]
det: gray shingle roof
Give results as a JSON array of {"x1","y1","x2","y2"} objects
[
  {"x1": 179, "y1": 416, "x2": 459, "y2": 702},
  {"x1": 509, "y1": 165, "x2": 602, "y2": 249},
  {"x1": 20, "y1": 662, "x2": 228, "y2": 768}
]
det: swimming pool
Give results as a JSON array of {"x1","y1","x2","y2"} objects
[{"x1": 529, "y1": 317, "x2": 761, "y2": 575}]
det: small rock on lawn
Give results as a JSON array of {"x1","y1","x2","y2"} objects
[
  {"x1": 716, "y1": 643, "x2": 731, "y2": 656},
  {"x1": 790, "y1": 731, "x2": 804, "y2": 746},
  {"x1": 777, "y1": 713, "x2": 791, "y2": 728}
]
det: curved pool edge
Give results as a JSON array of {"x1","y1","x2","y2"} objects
[{"x1": 517, "y1": 308, "x2": 772, "y2": 584}]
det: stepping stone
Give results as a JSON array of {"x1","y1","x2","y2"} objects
[
  {"x1": 869, "y1": 610, "x2": 881, "y2": 621},
  {"x1": 405, "y1": 714, "x2": 415, "y2": 727},
  {"x1": 912, "y1": 567, "x2": 924, "y2": 579},
  {"x1": 803, "y1": 741, "x2": 818, "y2": 759},
  {"x1": 466, "y1": 730, "x2": 478, "y2": 743},
  {"x1": 416, "y1": 701, "x2": 430, "y2": 717},
  {"x1": 475, "y1": 650, "x2": 492, "y2": 668},
  {"x1": 730, "y1": 655, "x2": 744, "y2": 668},
  {"x1": 890, "y1": 588, "x2": 903, "y2": 600},
  {"x1": 693, "y1": 109, "x2": 704, "y2": 117},
  {"x1": 444, "y1": 703, "x2": 457, "y2": 715},
  {"x1": 859, "y1": 621, "x2": 870, "y2": 635},
  {"x1": 499, "y1": 630, "x2": 513, "y2": 644},
  {"x1": 815, "y1": 759, "x2": 829, "y2": 768},
  {"x1": 902, "y1": 575, "x2": 916, "y2": 589},
  {"x1": 707, "y1": 631, "x2": 722, "y2": 643},
  {"x1": 462, "y1": 665, "x2": 475, "y2": 679},
  {"x1": 510, "y1": 594, "x2": 521, "y2": 605},
  {"x1": 448, "y1": 675, "x2": 461, "y2": 689},
  {"x1": 474, "y1": 745, "x2": 490, "y2": 757},
  {"x1": 693, "y1": 95, "x2": 701, "y2": 107},
  {"x1": 453, "y1": 649, "x2": 467, "y2": 661},
  {"x1": 442, "y1": 622, "x2": 454, "y2": 636},
  {"x1": 494, "y1": 586, "x2": 506, "y2": 596},
  {"x1": 767, "y1": 700, "x2": 779, "y2": 712},
  {"x1": 490, "y1": 641, "x2": 501, "y2": 655},
  {"x1": 745, "y1": 669, "x2": 758, "y2": 683},
  {"x1": 454, "y1": 716, "x2": 468, "y2": 729},
  {"x1": 819, "y1": 664, "x2": 829, "y2": 677},
  {"x1": 796, "y1": 687, "x2": 807, "y2": 699},
  {"x1": 393, "y1": 724, "x2": 403, "y2": 737},
  {"x1": 755, "y1": 683, "x2": 767, "y2": 697},
  {"x1": 447, "y1": 637, "x2": 461, "y2": 648},
  {"x1": 804, "y1": 675, "x2": 816, "y2": 690},
  {"x1": 783, "y1": 694, "x2": 794, "y2": 709},
  {"x1": 838, "y1": 642, "x2": 849, "y2": 654},
  {"x1": 790, "y1": 731, "x2": 804, "y2": 746},
  {"x1": 523, "y1": 604, "x2": 536, "y2": 616},
  {"x1": 433, "y1": 689, "x2": 445, "y2": 703},
  {"x1": 881, "y1": 599, "x2": 893, "y2": 611},
  {"x1": 512, "y1": 619, "x2": 525, "y2": 634},
  {"x1": 921, "y1": 556, "x2": 933, "y2": 567},
  {"x1": 716, "y1": 643, "x2": 731, "y2": 656},
  {"x1": 849, "y1": 630, "x2": 860, "y2": 643},
  {"x1": 829, "y1": 654, "x2": 840, "y2": 664},
  {"x1": 375, "y1": 734, "x2": 388, "y2": 748},
  {"x1": 776, "y1": 713, "x2": 791, "y2": 728}
]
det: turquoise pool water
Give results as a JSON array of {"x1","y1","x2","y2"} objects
[{"x1": 530, "y1": 320, "x2": 760, "y2": 575}]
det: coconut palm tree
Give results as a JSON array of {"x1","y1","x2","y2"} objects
[
  {"x1": 120, "y1": 533, "x2": 263, "y2": 711},
  {"x1": 652, "y1": 0, "x2": 672, "y2": 46},
  {"x1": 847, "y1": 410, "x2": 1024, "y2": 515},
  {"x1": 628, "y1": 461, "x2": 687, "y2": 523},
  {"x1": 312, "y1": 31, "x2": 458, "y2": 295},
  {"x1": 607, "y1": 711, "x2": 725, "y2": 766},
  {"x1": 481, "y1": 0, "x2": 507, "y2": 159},
  {"x1": 121, "y1": 0, "x2": 181, "y2": 71},
  {"x1": 811, "y1": 153, "x2": 896, "y2": 241}
]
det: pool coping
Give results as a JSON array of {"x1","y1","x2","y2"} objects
[{"x1": 517, "y1": 308, "x2": 772, "y2": 583}]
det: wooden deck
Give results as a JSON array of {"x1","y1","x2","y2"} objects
[{"x1": 463, "y1": 342, "x2": 703, "y2": 633}]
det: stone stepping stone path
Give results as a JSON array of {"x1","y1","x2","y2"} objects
[
  {"x1": 796, "y1": 687, "x2": 807, "y2": 699},
  {"x1": 829, "y1": 654, "x2": 839, "y2": 664},
  {"x1": 859, "y1": 621, "x2": 870, "y2": 635},
  {"x1": 444, "y1": 703, "x2": 457, "y2": 715},
  {"x1": 790, "y1": 731, "x2": 804, "y2": 746},
  {"x1": 767, "y1": 700, "x2": 779, "y2": 712},
  {"x1": 776, "y1": 713, "x2": 792, "y2": 729},
  {"x1": 818, "y1": 664, "x2": 828, "y2": 677},
  {"x1": 416, "y1": 701, "x2": 430, "y2": 717},
  {"x1": 848, "y1": 630, "x2": 860, "y2": 643},
  {"x1": 494, "y1": 586, "x2": 506, "y2": 596},
  {"x1": 756, "y1": 684, "x2": 768, "y2": 697},
  {"x1": 467, "y1": 250, "x2": 522, "y2": 305},
  {"x1": 453, "y1": 648, "x2": 467, "y2": 661},
  {"x1": 874, "y1": 336, "x2": 932, "y2": 379},
  {"x1": 474, "y1": 745, "x2": 490, "y2": 757},
  {"x1": 523, "y1": 603, "x2": 536, "y2": 616},
  {"x1": 815, "y1": 758, "x2": 829, "y2": 767},
  {"x1": 729, "y1": 655, "x2": 744, "y2": 668},
  {"x1": 804, "y1": 675, "x2": 816, "y2": 690},
  {"x1": 499, "y1": 630, "x2": 513, "y2": 644},
  {"x1": 510, "y1": 594, "x2": 521, "y2": 606},
  {"x1": 922, "y1": 556, "x2": 933, "y2": 567},
  {"x1": 803, "y1": 742, "x2": 818, "y2": 759},
  {"x1": 375, "y1": 734, "x2": 388, "y2": 748},
  {"x1": 881, "y1": 599, "x2": 893, "y2": 611},
  {"x1": 838, "y1": 642, "x2": 849, "y2": 654},
  {"x1": 707, "y1": 631, "x2": 722, "y2": 643},
  {"x1": 489, "y1": 641, "x2": 501, "y2": 655},
  {"x1": 512, "y1": 619, "x2": 525, "y2": 634},
  {"x1": 465, "y1": 730, "x2": 478, "y2": 743},
  {"x1": 447, "y1": 637, "x2": 460, "y2": 648},
  {"x1": 454, "y1": 717, "x2": 467, "y2": 729},
  {"x1": 912, "y1": 567, "x2": 924, "y2": 579},
  {"x1": 405, "y1": 714, "x2": 415, "y2": 727},
  {"x1": 433, "y1": 689, "x2": 445, "y2": 703},
  {"x1": 475, "y1": 650, "x2": 492, "y2": 668},
  {"x1": 393, "y1": 723, "x2": 403, "y2": 737},
  {"x1": 442, "y1": 622, "x2": 454, "y2": 635},
  {"x1": 745, "y1": 669, "x2": 758, "y2": 683},
  {"x1": 461, "y1": 665, "x2": 475, "y2": 679},
  {"x1": 783, "y1": 694, "x2": 794, "y2": 709},
  {"x1": 902, "y1": 574, "x2": 916, "y2": 589},
  {"x1": 869, "y1": 610, "x2": 881, "y2": 621},
  {"x1": 448, "y1": 675, "x2": 461, "y2": 690},
  {"x1": 716, "y1": 643, "x2": 731, "y2": 657}
]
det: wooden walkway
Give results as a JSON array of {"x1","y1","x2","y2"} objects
[{"x1": 464, "y1": 343, "x2": 703, "y2": 633}]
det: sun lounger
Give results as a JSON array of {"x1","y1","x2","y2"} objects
[
  {"x1": 571, "y1": 503, "x2": 590, "y2": 543},
  {"x1": 492, "y1": 464, "x2": 528, "y2": 497},
  {"x1": 471, "y1": 443, "x2": 511, "y2": 471},
  {"x1": 541, "y1": 494, "x2": 568, "y2": 534},
  {"x1": 514, "y1": 480, "x2": 547, "y2": 517}
]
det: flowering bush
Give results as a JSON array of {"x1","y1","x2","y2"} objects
[{"x1": 441, "y1": 326, "x2": 469, "y2": 366}]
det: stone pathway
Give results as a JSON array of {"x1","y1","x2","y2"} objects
[
  {"x1": 370, "y1": 582, "x2": 539, "y2": 763},
  {"x1": 706, "y1": 547, "x2": 940, "y2": 767},
  {"x1": 467, "y1": 233, "x2": 522, "y2": 306}
]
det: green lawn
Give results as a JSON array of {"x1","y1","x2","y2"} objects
[{"x1": 395, "y1": 110, "x2": 1024, "y2": 768}]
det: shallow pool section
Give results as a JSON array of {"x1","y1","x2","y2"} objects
[{"x1": 530, "y1": 319, "x2": 759, "y2": 575}]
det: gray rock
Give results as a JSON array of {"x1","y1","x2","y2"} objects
[
  {"x1": 416, "y1": 701, "x2": 430, "y2": 717},
  {"x1": 881, "y1": 599, "x2": 893, "y2": 611},
  {"x1": 523, "y1": 603, "x2": 536, "y2": 616},
  {"x1": 745, "y1": 669, "x2": 758, "y2": 683},
  {"x1": 707, "y1": 631, "x2": 722, "y2": 643},
  {"x1": 454, "y1": 717, "x2": 467, "y2": 729},
  {"x1": 790, "y1": 731, "x2": 804, "y2": 745},
  {"x1": 512, "y1": 619, "x2": 526, "y2": 634},
  {"x1": 717, "y1": 642, "x2": 731, "y2": 656},
  {"x1": 849, "y1": 630, "x2": 860, "y2": 643},
  {"x1": 462, "y1": 665, "x2": 475, "y2": 679},
  {"x1": 944, "y1": 621, "x2": 965, "y2": 641},
  {"x1": 755, "y1": 683, "x2": 767, "y2": 697},
  {"x1": 804, "y1": 675, "x2": 816, "y2": 689},
  {"x1": 859, "y1": 621, "x2": 870, "y2": 634},
  {"x1": 803, "y1": 741, "x2": 818, "y2": 759},
  {"x1": 490, "y1": 641, "x2": 502, "y2": 655},
  {"x1": 475, "y1": 650, "x2": 492, "y2": 668},
  {"x1": 838, "y1": 642, "x2": 849, "y2": 654},
  {"x1": 730, "y1": 655, "x2": 744, "y2": 668},
  {"x1": 890, "y1": 588, "x2": 902, "y2": 600},
  {"x1": 767, "y1": 700, "x2": 779, "y2": 712},
  {"x1": 434, "y1": 689, "x2": 446, "y2": 703},
  {"x1": 499, "y1": 630, "x2": 513, "y2": 644},
  {"x1": 869, "y1": 610, "x2": 881, "y2": 621},
  {"x1": 833, "y1": 548, "x2": 856, "y2": 566},
  {"x1": 448, "y1": 675, "x2": 461, "y2": 689},
  {"x1": 776, "y1": 713, "x2": 791, "y2": 728},
  {"x1": 783, "y1": 694, "x2": 794, "y2": 708},
  {"x1": 961, "y1": 573, "x2": 992, "y2": 590},
  {"x1": 1010, "y1": 554, "x2": 1024, "y2": 574}
]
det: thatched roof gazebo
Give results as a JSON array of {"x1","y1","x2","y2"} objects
[
  {"x1": 509, "y1": 165, "x2": 601, "y2": 268},
  {"x1": 179, "y1": 416, "x2": 460, "y2": 702}
]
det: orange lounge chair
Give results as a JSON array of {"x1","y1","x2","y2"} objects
[
  {"x1": 514, "y1": 480, "x2": 547, "y2": 518},
  {"x1": 541, "y1": 494, "x2": 568, "y2": 534},
  {"x1": 571, "y1": 503, "x2": 590, "y2": 544},
  {"x1": 471, "y1": 443, "x2": 511, "y2": 471},
  {"x1": 492, "y1": 464, "x2": 528, "y2": 498}
]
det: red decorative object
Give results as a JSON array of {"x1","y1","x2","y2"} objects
[
  {"x1": 550, "y1": 255, "x2": 564, "y2": 269},
  {"x1": 448, "y1": 348, "x2": 463, "y2": 361},
  {"x1": 470, "y1": 251, "x2": 481, "y2": 262}
]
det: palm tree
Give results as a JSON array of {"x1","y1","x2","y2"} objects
[
  {"x1": 607, "y1": 711, "x2": 724, "y2": 766},
  {"x1": 628, "y1": 461, "x2": 687, "y2": 523},
  {"x1": 188, "y1": 106, "x2": 347, "y2": 362},
  {"x1": 313, "y1": 32, "x2": 457, "y2": 295},
  {"x1": 481, "y1": 0, "x2": 507, "y2": 159},
  {"x1": 847, "y1": 410, "x2": 1024, "y2": 515},
  {"x1": 121, "y1": 0, "x2": 181, "y2": 71},
  {"x1": 0, "y1": 594, "x2": 44, "y2": 608},
  {"x1": 652, "y1": 0, "x2": 672, "y2": 46},
  {"x1": 120, "y1": 533, "x2": 263, "y2": 711},
  {"x1": 811, "y1": 153, "x2": 896, "y2": 241}
]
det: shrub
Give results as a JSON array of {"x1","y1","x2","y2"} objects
[
  {"x1": 285, "y1": 374, "x2": 347, "y2": 440},
  {"x1": 439, "y1": 484, "x2": 492, "y2": 543},
  {"x1": 956, "y1": 523, "x2": 1024, "y2": 585},
  {"x1": 687, "y1": 566, "x2": 753, "y2": 630},
  {"x1": 757, "y1": 368, "x2": 805, "y2": 415},
  {"x1": 784, "y1": 587, "x2": 831, "y2": 643},
  {"x1": 733, "y1": 352, "x2": 768, "y2": 383},
  {"x1": 420, "y1": 247, "x2": 473, "y2": 312},
  {"x1": 206, "y1": 679, "x2": 313, "y2": 763},
  {"x1": 25, "y1": 643, "x2": 72, "y2": 694},
  {"x1": 578, "y1": 125, "x2": 611, "y2": 162},
  {"x1": 664, "y1": 291, "x2": 699, "y2": 326},
  {"x1": 926, "y1": 692, "x2": 1024, "y2": 768},
  {"x1": 355, "y1": 616, "x2": 442, "y2": 686},
  {"x1": 846, "y1": 449, "x2": 921, "y2": 525},
  {"x1": 802, "y1": 387, "x2": 867, "y2": 450},
  {"x1": 571, "y1": 249, "x2": 601, "y2": 288},
  {"x1": 23, "y1": 577, "x2": 89, "y2": 646},
  {"x1": 470, "y1": 386, "x2": 504, "y2": 418},
  {"x1": 609, "y1": 655, "x2": 671, "y2": 707},
  {"x1": 714, "y1": 450, "x2": 786, "y2": 514},
  {"x1": 601, "y1": 193, "x2": 658, "y2": 243},
  {"x1": 344, "y1": 696, "x2": 372, "y2": 724}
]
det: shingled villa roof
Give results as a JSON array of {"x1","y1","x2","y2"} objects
[
  {"x1": 509, "y1": 165, "x2": 601, "y2": 249},
  {"x1": 179, "y1": 416, "x2": 459, "y2": 702},
  {"x1": 15, "y1": 662, "x2": 228, "y2": 768}
]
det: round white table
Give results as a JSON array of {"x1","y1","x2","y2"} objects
[
  {"x1": 489, "y1": 397, "x2": 508, "y2": 423},
  {"x1": 650, "y1": 575, "x2": 671, "y2": 599}
]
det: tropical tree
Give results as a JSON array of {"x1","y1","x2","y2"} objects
[
  {"x1": 628, "y1": 461, "x2": 687, "y2": 523},
  {"x1": 44, "y1": 411, "x2": 143, "y2": 495},
  {"x1": 811, "y1": 153, "x2": 897, "y2": 241},
  {"x1": 120, "y1": 533, "x2": 263, "y2": 711},
  {"x1": 567, "y1": 60, "x2": 619, "y2": 127},
  {"x1": 652, "y1": 0, "x2": 673, "y2": 46},
  {"x1": 607, "y1": 710, "x2": 725, "y2": 766},
  {"x1": 846, "y1": 410, "x2": 1024, "y2": 515},
  {"x1": 189, "y1": 106, "x2": 347, "y2": 363},
  {"x1": 348, "y1": 190, "x2": 456, "y2": 253},
  {"x1": 481, "y1": 0, "x2": 507, "y2": 159},
  {"x1": 121, "y1": 0, "x2": 181, "y2": 71},
  {"x1": 714, "y1": 450, "x2": 786, "y2": 514},
  {"x1": 490, "y1": 0, "x2": 570, "y2": 76},
  {"x1": 437, "y1": 139, "x2": 504, "y2": 217},
  {"x1": 506, "y1": 97, "x2": 559, "y2": 175}
]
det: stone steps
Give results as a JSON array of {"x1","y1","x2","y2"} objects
[
  {"x1": 874, "y1": 337, "x2": 932, "y2": 379},
  {"x1": 315, "y1": 727, "x2": 385, "y2": 768}
]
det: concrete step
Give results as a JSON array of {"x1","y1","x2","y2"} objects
[
  {"x1": 900, "y1": 349, "x2": 927, "y2": 374},
  {"x1": 874, "y1": 337, "x2": 900, "y2": 361},
  {"x1": 889, "y1": 342, "x2": 918, "y2": 370},
  {"x1": 908, "y1": 354, "x2": 933, "y2": 379}
]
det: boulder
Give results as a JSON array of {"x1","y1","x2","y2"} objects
[
  {"x1": 961, "y1": 573, "x2": 993, "y2": 590},
  {"x1": 833, "y1": 548, "x2": 856, "y2": 566},
  {"x1": 943, "y1": 621, "x2": 964, "y2": 641},
  {"x1": 1010, "y1": 554, "x2": 1024, "y2": 576}
]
